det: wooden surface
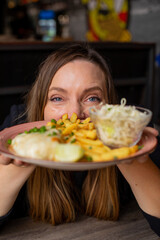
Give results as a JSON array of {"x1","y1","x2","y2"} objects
[{"x1": 0, "y1": 200, "x2": 159, "y2": 240}]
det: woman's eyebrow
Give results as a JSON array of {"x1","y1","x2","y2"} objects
[
  {"x1": 49, "y1": 87, "x2": 67, "y2": 93},
  {"x1": 83, "y1": 86, "x2": 103, "y2": 95},
  {"x1": 49, "y1": 86, "x2": 103, "y2": 94}
]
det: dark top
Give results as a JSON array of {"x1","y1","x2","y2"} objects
[{"x1": 0, "y1": 105, "x2": 160, "y2": 236}]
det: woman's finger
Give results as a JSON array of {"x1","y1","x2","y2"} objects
[
  {"x1": 144, "y1": 127, "x2": 159, "y2": 137},
  {"x1": 12, "y1": 159, "x2": 30, "y2": 167},
  {"x1": 0, "y1": 154, "x2": 31, "y2": 167},
  {"x1": 0, "y1": 154, "x2": 12, "y2": 165}
]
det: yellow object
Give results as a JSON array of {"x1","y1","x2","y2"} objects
[
  {"x1": 57, "y1": 119, "x2": 63, "y2": 125},
  {"x1": 46, "y1": 121, "x2": 54, "y2": 127},
  {"x1": 129, "y1": 145, "x2": 139, "y2": 154},
  {"x1": 83, "y1": 0, "x2": 131, "y2": 42},
  {"x1": 101, "y1": 147, "x2": 130, "y2": 161},
  {"x1": 54, "y1": 144, "x2": 84, "y2": 162},
  {"x1": 63, "y1": 119, "x2": 72, "y2": 127},
  {"x1": 88, "y1": 122, "x2": 94, "y2": 130},
  {"x1": 82, "y1": 117, "x2": 91, "y2": 123},
  {"x1": 70, "y1": 113, "x2": 78, "y2": 123},
  {"x1": 62, "y1": 113, "x2": 68, "y2": 121},
  {"x1": 62, "y1": 123, "x2": 78, "y2": 135},
  {"x1": 76, "y1": 136, "x2": 103, "y2": 146},
  {"x1": 80, "y1": 129, "x2": 97, "y2": 139}
]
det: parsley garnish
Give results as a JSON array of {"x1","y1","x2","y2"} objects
[
  {"x1": 86, "y1": 156, "x2": 93, "y2": 162},
  {"x1": 52, "y1": 131, "x2": 57, "y2": 136},
  {"x1": 51, "y1": 119, "x2": 57, "y2": 124},
  {"x1": 138, "y1": 145, "x2": 144, "y2": 150},
  {"x1": 39, "y1": 126, "x2": 47, "y2": 133},
  {"x1": 7, "y1": 139, "x2": 12, "y2": 145},
  {"x1": 70, "y1": 139, "x2": 76, "y2": 143},
  {"x1": 69, "y1": 132, "x2": 74, "y2": 137}
]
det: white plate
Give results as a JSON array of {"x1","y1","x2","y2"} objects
[{"x1": 0, "y1": 121, "x2": 157, "y2": 171}]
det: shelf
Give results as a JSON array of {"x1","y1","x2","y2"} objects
[
  {"x1": 114, "y1": 78, "x2": 146, "y2": 86},
  {"x1": 0, "y1": 86, "x2": 29, "y2": 95}
]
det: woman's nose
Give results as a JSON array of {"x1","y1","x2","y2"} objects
[{"x1": 67, "y1": 102, "x2": 87, "y2": 120}]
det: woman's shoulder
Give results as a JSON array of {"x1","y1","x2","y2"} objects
[{"x1": 0, "y1": 104, "x2": 26, "y2": 131}]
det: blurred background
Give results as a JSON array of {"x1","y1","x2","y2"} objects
[
  {"x1": 0, "y1": 0, "x2": 159, "y2": 46},
  {"x1": 0, "y1": 0, "x2": 160, "y2": 129}
]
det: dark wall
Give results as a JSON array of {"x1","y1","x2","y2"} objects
[
  {"x1": 0, "y1": 41, "x2": 156, "y2": 124},
  {"x1": 0, "y1": 0, "x2": 6, "y2": 34}
]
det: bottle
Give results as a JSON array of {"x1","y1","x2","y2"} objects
[
  {"x1": 68, "y1": 0, "x2": 87, "y2": 41},
  {"x1": 58, "y1": 14, "x2": 70, "y2": 39},
  {"x1": 37, "y1": 9, "x2": 56, "y2": 42}
]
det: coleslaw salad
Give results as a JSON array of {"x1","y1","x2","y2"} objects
[{"x1": 89, "y1": 99, "x2": 152, "y2": 148}]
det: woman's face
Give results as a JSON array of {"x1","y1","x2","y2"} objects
[{"x1": 44, "y1": 60, "x2": 108, "y2": 121}]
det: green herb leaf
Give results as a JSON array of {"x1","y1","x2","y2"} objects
[
  {"x1": 39, "y1": 126, "x2": 47, "y2": 133},
  {"x1": 32, "y1": 127, "x2": 38, "y2": 132},
  {"x1": 70, "y1": 139, "x2": 76, "y2": 143},
  {"x1": 51, "y1": 119, "x2": 57, "y2": 124},
  {"x1": 7, "y1": 139, "x2": 12, "y2": 145},
  {"x1": 138, "y1": 145, "x2": 144, "y2": 150},
  {"x1": 52, "y1": 132, "x2": 57, "y2": 136},
  {"x1": 86, "y1": 156, "x2": 93, "y2": 162},
  {"x1": 69, "y1": 132, "x2": 74, "y2": 137}
]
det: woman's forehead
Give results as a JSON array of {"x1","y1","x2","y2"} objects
[{"x1": 50, "y1": 60, "x2": 106, "y2": 87}]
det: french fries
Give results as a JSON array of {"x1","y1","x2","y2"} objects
[
  {"x1": 62, "y1": 113, "x2": 68, "y2": 121},
  {"x1": 70, "y1": 113, "x2": 77, "y2": 123},
  {"x1": 47, "y1": 113, "x2": 140, "y2": 162}
]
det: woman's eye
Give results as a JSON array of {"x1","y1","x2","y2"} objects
[
  {"x1": 50, "y1": 97, "x2": 62, "y2": 102},
  {"x1": 88, "y1": 96, "x2": 101, "y2": 102}
]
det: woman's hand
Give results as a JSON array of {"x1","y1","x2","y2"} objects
[
  {"x1": 136, "y1": 126, "x2": 158, "y2": 163},
  {"x1": 121, "y1": 127, "x2": 159, "y2": 164},
  {"x1": 0, "y1": 154, "x2": 30, "y2": 167},
  {"x1": 0, "y1": 148, "x2": 35, "y2": 216},
  {"x1": 0, "y1": 154, "x2": 35, "y2": 216},
  {"x1": 136, "y1": 127, "x2": 159, "y2": 163},
  {"x1": 144, "y1": 126, "x2": 159, "y2": 136}
]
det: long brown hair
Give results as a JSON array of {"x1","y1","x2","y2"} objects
[{"x1": 26, "y1": 43, "x2": 119, "y2": 225}]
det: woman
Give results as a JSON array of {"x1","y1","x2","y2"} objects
[{"x1": 0, "y1": 43, "x2": 160, "y2": 235}]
